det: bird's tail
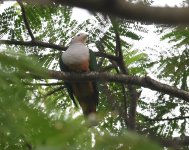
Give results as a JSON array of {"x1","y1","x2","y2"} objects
[
  {"x1": 72, "y1": 82, "x2": 98, "y2": 117},
  {"x1": 78, "y1": 94, "x2": 97, "y2": 117}
]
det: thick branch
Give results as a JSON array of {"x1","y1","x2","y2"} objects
[
  {"x1": 2, "y1": 0, "x2": 189, "y2": 26},
  {"x1": 49, "y1": 0, "x2": 189, "y2": 25},
  {"x1": 21, "y1": 0, "x2": 189, "y2": 24},
  {"x1": 27, "y1": 70, "x2": 189, "y2": 102}
]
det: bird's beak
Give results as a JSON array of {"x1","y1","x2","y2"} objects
[{"x1": 83, "y1": 34, "x2": 88, "y2": 43}]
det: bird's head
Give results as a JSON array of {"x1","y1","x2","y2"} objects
[{"x1": 70, "y1": 33, "x2": 88, "y2": 44}]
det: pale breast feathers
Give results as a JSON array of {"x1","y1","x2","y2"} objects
[{"x1": 62, "y1": 43, "x2": 89, "y2": 65}]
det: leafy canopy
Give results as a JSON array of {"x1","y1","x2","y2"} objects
[{"x1": 1, "y1": 2, "x2": 188, "y2": 149}]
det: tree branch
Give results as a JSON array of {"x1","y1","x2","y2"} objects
[
  {"x1": 110, "y1": 18, "x2": 129, "y2": 128},
  {"x1": 110, "y1": 17, "x2": 139, "y2": 130},
  {"x1": 44, "y1": 86, "x2": 65, "y2": 97},
  {"x1": 95, "y1": 52, "x2": 118, "y2": 61},
  {"x1": 25, "y1": 70, "x2": 189, "y2": 102},
  {"x1": 0, "y1": 39, "x2": 66, "y2": 51},
  {"x1": 21, "y1": 0, "x2": 189, "y2": 24},
  {"x1": 120, "y1": 84, "x2": 128, "y2": 128},
  {"x1": 2, "y1": 36, "x2": 187, "y2": 102},
  {"x1": 0, "y1": 39, "x2": 119, "y2": 61},
  {"x1": 17, "y1": 0, "x2": 35, "y2": 41},
  {"x1": 48, "y1": 0, "x2": 189, "y2": 25},
  {"x1": 97, "y1": 65, "x2": 116, "y2": 72},
  {"x1": 24, "y1": 82, "x2": 64, "y2": 86}
]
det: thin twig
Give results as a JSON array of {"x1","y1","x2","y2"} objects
[
  {"x1": 0, "y1": 39, "x2": 66, "y2": 51},
  {"x1": 121, "y1": 84, "x2": 128, "y2": 127},
  {"x1": 45, "y1": 86, "x2": 65, "y2": 97},
  {"x1": 95, "y1": 52, "x2": 118, "y2": 61},
  {"x1": 24, "y1": 82, "x2": 64, "y2": 86},
  {"x1": 146, "y1": 116, "x2": 189, "y2": 122},
  {"x1": 97, "y1": 65, "x2": 116, "y2": 72},
  {"x1": 17, "y1": 0, "x2": 35, "y2": 41}
]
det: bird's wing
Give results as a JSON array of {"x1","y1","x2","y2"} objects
[
  {"x1": 59, "y1": 55, "x2": 78, "y2": 107},
  {"x1": 89, "y1": 50, "x2": 99, "y2": 106}
]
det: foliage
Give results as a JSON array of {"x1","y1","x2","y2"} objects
[
  {"x1": 0, "y1": 52, "x2": 159, "y2": 149},
  {"x1": 0, "y1": 1, "x2": 188, "y2": 149},
  {"x1": 140, "y1": 25, "x2": 189, "y2": 140}
]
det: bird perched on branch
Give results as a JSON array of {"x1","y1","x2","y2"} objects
[{"x1": 59, "y1": 33, "x2": 99, "y2": 117}]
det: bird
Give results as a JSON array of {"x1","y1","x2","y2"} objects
[{"x1": 59, "y1": 33, "x2": 99, "y2": 117}]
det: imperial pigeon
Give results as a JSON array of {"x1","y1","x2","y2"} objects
[{"x1": 59, "y1": 33, "x2": 99, "y2": 117}]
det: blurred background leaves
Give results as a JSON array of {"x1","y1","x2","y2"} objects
[{"x1": 1, "y1": 1, "x2": 189, "y2": 149}]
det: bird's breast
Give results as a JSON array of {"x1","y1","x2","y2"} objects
[
  {"x1": 67, "y1": 60, "x2": 89, "y2": 72},
  {"x1": 62, "y1": 44, "x2": 89, "y2": 64}
]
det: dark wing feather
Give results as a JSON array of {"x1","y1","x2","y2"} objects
[
  {"x1": 89, "y1": 50, "x2": 99, "y2": 106},
  {"x1": 59, "y1": 54, "x2": 78, "y2": 107}
]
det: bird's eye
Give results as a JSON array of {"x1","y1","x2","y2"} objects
[{"x1": 77, "y1": 34, "x2": 80, "y2": 36}]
